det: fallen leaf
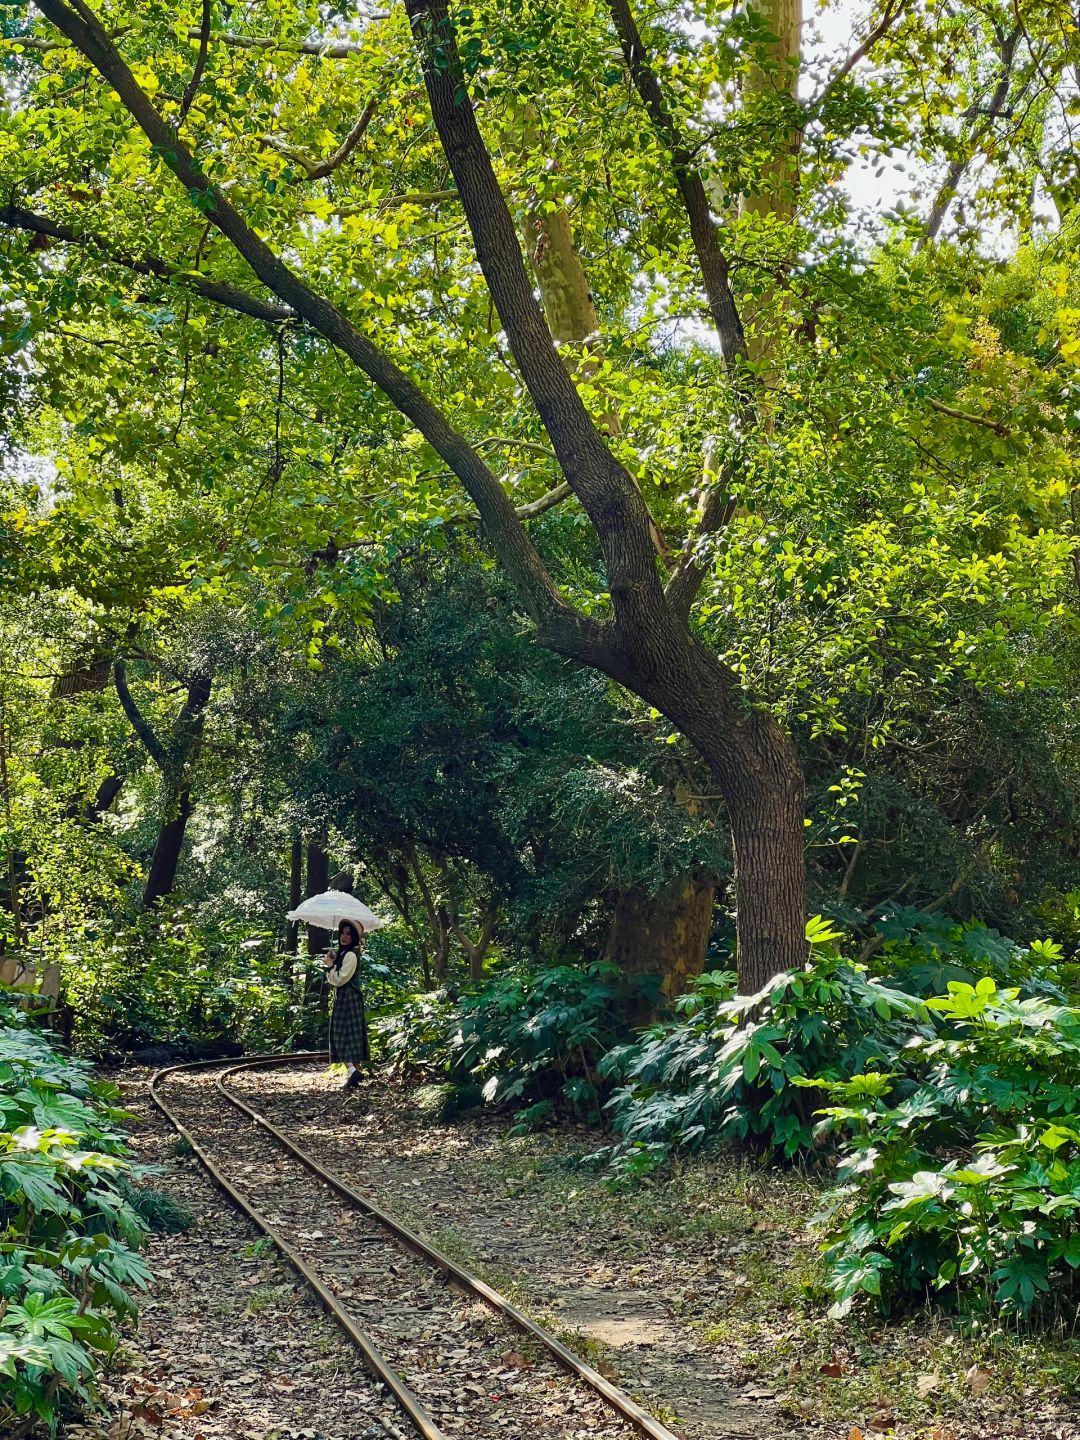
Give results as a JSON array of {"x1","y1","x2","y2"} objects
[
  {"x1": 847, "y1": 1428, "x2": 864, "y2": 1440},
  {"x1": 869, "y1": 1407, "x2": 894, "y2": 1432},
  {"x1": 965, "y1": 1364, "x2": 992, "y2": 1395},
  {"x1": 819, "y1": 1360, "x2": 844, "y2": 1377},
  {"x1": 931, "y1": 1428, "x2": 957, "y2": 1440},
  {"x1": 499, "y1": 1350, "x2": 533, "y2": 1370},
  {"x1": 916, "y1": 1371, "x2": 940, "y2": 1398}
]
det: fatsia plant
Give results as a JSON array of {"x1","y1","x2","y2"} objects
[
  {"x1": 0, "y1": 1001, "x2": 152, "y2": 1435},
  {"x1": 813, "y1": 977, "x2": 1080, "y2": 1320}
]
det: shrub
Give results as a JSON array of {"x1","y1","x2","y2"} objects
[
  {"x1": 601, "y1": 919, "x2": 925, "y2": 1166},
  {"x1": 65, "y1": 907, "x2": 300, "y2": 1055},
  {"x1": 121, "y1": 1184, "x2": 193, "y2": 1235},
  {"x1": 873, "y1": 905, "x2": 1067, "y2": 1000},
  {"x1": 379, "y1": 961, "x2": 652, "y2": 1126},
  {"x1": 0, "y1": 1002, "x2": 152, "y2": 1435},
  {"x1": 813, "y1": 977, "x2": 1080, "y2": 1320}
]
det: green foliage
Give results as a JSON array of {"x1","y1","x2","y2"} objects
[
  {"x1": 0, "y1": 1001, "x2": 151, "y2": 1435},
  {"x1": 119, "y1": 1183, "x2": 193, "y2": 1236},
  {"x1": 380, "y1": 961, "x2": 652, "y2": 1126},
  {"x1": 813, "y1": 977, "x2": 1080, "y2": 1322},
  {"x1": 67, "y1": 908, "x2": 300, "y2": 1055},
  {"x1": 602, "y1": 921, "x2": 925, "y2": 1165},
  {"x1": 873, "y1": 906, "x2": 1068, "y2": 999}
]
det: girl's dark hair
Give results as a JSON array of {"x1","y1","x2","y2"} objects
[{"x1": 337, "y1": 921, "x2": 360, "y2": 950}]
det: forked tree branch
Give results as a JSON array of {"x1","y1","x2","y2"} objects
[
  {"x1": 919, "y1": 23, "x2": 1022, "y2": 246},
  {"x1": 113, "y1": 660, "x2": 167, "y2": 767},
  {"x1": 262, "y1": 100, "x2": 377, "y2": 180},
  {"x1": 823, "y1": 0, "x2": 911, "y2": 95}
]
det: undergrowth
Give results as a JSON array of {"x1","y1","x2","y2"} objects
[{"x1": 0, "y1": 1000, "x2": 151, "y2": 1436}]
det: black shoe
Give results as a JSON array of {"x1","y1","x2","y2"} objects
[{"x1": 345, "y1": 1069, "x2": 363, "y2": 1090}]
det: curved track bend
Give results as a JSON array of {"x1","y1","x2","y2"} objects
[{"x1": 150, "y1": 1053, "x2": 682, "y2": 1440}]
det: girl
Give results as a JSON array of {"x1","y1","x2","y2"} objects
[{"x1": 323, "y1": 920, "x2": 369, "y2": 1089}]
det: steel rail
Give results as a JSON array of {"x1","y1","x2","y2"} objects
[
  {"x1": 149, "y1": 1056, "x2": 448, "y2": 1440},
  {"x1": 152, "y1": 1052, "x2": 682, "y2": 1440}
]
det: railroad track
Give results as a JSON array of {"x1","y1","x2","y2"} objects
[{"x1": 150, "y1": 1054, "x2": 682, "y2": 1440}]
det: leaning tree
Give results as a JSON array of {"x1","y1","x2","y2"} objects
[{"x1": 2, "y1": 0, "x2": 1073, "y2": 986}]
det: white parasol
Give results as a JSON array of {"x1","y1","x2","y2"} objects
[{"x1": 286, "y1": 889, "x2": 389, "y2": 933}]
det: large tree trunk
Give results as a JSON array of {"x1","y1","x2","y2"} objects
[
  {"x1": 604, "y1": 868, "x2": 716, "y2": 1010},
  {"x1": 142, "y1": 788, "x2": 194, "y2": 907},
  {"x1": 725, "y1": 760, "x2": 806, "y2": 993},
  {"x1": 613, "y1": 640, "x2": 807, "y2": 993}
]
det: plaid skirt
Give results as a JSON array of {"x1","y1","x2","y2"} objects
[{"x1": 329, "y1": 982, "x2": 369, "y2": 1065}]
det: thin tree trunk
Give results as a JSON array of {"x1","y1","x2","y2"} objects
[
  {"x1": 285, "y1": 836, "x2": 302, "y2": 967},
  {"x1": 305, "y1": 841, "x2": 331, "y2": 955},
  {"x1": 0, "y1": 707, "x2": 22, "y2": 947},
  {"x1": 137, "y1": 672, "x2": 212, "y2": 909},
  {"x1": 83, "y1": 774, "x2": 124, "y2": 822},
  {"x1": 142, "y1": 788, "x2": 195, "y2": 907},
  {"x1": 738, "y1": 0, "x2": 802, "y2": 365},
  {"x1": 454, "y1": 904, "x2": 498, "y2": 983}
]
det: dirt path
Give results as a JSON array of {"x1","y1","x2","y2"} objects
[
  {"x1": 61, "y1": 1074, "x2": 411, "y2": 1440},
  {"x1": 228, "y1": 1063, "x2": 1080, "y2": 1440},
  {"x1": 228, "y1": 1064, "x2": 776, "y2": 1440},
  {"x1": 69, "y1": 1064, "x2": 1080, "y2": 1440},
  {"x1": 151, "y1": 1066, "x2": 645, "y2": 1440}
]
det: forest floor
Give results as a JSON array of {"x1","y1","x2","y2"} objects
[
  {"x1": 224, "y1": 1064, "x2": 1080, "y2": 1440},
  {"x1": 64, "y1": 1063, "x2": 1080, "y2": 1440},
  {"x1": 63, "y1": 1075, "x2": 412, "y2": 1440}
]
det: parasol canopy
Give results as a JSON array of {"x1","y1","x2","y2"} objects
[{"x1": 286, "y1": 889, "x2": 388, "y2": 932}]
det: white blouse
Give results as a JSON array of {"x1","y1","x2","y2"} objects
[{"x1": 327, "y1": 949, "x2": 358, "y2": 986}]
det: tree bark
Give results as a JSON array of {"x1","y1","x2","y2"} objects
[
  {"x1": 286, "y1": 837, "x2": 302, "y2": 959},
  {"x1": 604, "y1": 868, "x2": 716, "y2": 1011},
  {"x1": 725, "y1": 761, "x2": 806, "y2": 993},
  {"x1": 142, "y1": 788, "x2": 195, "y2": 907}
]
